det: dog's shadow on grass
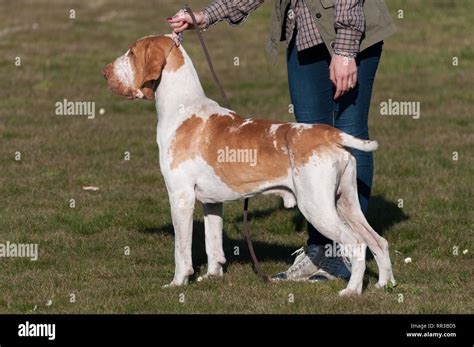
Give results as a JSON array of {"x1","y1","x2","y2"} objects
[
  {"x1": 366, "y1": 195, "x2": 409, "y2": 236},
  {"x1": 141, "y1": 221, "x2": 298, "y2": 275},
  {"x1": 290, "y1": 195, "x2": 408, "y2": 238},
  {"x1": 141, "y1": 195, "x2": 408, "y2": 277}
]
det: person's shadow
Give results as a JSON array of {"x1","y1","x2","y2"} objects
[{"x1": 141, "y1": 195, "x2": 408, "y2": 278}]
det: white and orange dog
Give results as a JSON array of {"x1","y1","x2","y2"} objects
[{"x1": 103, "y1": 35, "x2": 396, "y2": 295}]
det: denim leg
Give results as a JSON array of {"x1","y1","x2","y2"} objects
[
  {"x1": 287, "y1": 39, "x2": 383, "y2": 247},
  {"x1": 287, "y1": 40, "x2": 334, "y2": 126}
]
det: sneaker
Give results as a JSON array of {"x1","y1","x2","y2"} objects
[
  {"x1": 271, "y1": 247, "x2": 320, "y2": 281},
  {"x1": 307, "y1": 245, "x2": 352, "y2": 282}
]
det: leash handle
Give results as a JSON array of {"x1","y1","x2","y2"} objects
[
  {"x1": 184, "y1": 5, "x2": 232, "y2": 109},
  {"x1": 184, "y1": 5, "x2": 269, "y2": 283}
]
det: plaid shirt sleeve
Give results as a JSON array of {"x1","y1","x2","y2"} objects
[
  {"x1": 334, "y1": 0, "x2": 365, "y2": 55},
  {"x1": 201, "y1": 0, "x2": 264, "y2": 28}
]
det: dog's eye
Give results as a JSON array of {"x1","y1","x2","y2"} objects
[{"x1": 129, "y1": 50, "x2": 135, "y2": 56}]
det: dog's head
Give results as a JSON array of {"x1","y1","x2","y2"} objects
[{"x1": 102, "y1": 35, "x2": 182, "y2": 101}]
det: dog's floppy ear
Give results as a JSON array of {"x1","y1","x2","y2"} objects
[
  {"x1": 141, "y1": 45, "x2": 166, "y2": 85},
  {"x1": 136, "y1": 36, "x2": 174, "y2": 101}
]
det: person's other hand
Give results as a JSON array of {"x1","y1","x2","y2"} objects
[
  {"x1": 329, "y1": 55, "x2": 358, "y2": 100},
  {"x1": 167, "y1": 11, "x2": 206, "y2": 46}
]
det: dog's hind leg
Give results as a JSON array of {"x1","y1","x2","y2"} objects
[
  {"x1": 293, "y1": 163, "x2": 366, "y2": 295},
  {"x1": 336, "y1": 156, "x2": 396, "y2": 289},
  {"x1": 299, "y1": 201, "x2": 367, "y2": 296},
  {"x1": 165, "y1": 189, "x2": 196, "y2": 287},
  {"x1": 202, "y1": 202, "x2": 226, "y2": 279}
]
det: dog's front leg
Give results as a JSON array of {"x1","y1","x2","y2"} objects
[
  {"x1": 202, "y1": 202, "x2": 226, "y2": 279},
  {"x1": 165, "y1": 190, "x2": 196, "y2": 287}
]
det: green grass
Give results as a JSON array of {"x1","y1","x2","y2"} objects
[{"x1": 0, "y1": 0, "x2": 472, "y2": 313}]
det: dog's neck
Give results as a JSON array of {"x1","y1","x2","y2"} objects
[{"x1": 154, "y1": 45, "x2": 206, "y2": 136}]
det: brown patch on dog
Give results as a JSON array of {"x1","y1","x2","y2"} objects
[
  {"x1": 163, "y1": 44, "x2": 185, "y2": 72},
  {"x1": 200, "y1": 115, "x2": 291, "y2": 192},
  {"x1": 170, "y1": 115, "x2": 206, "y2": 167},
  {"x1": 170, "y1": 114, "x2": 343, "y2": 193},
  {"x1": 287, "y1": 124, "x2": 342, "y2": 168}
]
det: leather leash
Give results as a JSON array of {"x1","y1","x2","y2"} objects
[{"x1": 183, "y1": 5, "x2": 270, "y2": 283}]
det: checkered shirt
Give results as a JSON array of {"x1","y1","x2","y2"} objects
[{"x1": 202, "y1": 0, "x2": 365, "y2": 54}]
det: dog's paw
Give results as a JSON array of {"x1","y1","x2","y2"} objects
[
  {"x1": 162, "y1": 277, "x2": 188, "y2": 288},
  {"x1": 162, "y1": 281, "x2": 181, "y2": 289},
  {"x1": 197, "y1": 274, "x2": 210, "y2": 282},
  {"x1": 375, "y1": 277, "x2": 397, "y2": 290},
  {"x1": 197, "y1": 270, "x2": 224, "y2": 282},
  {"x1": 374, "y1": 280, "x2": 387, "y2": 289},
  {"x1": 338, "y1": 288, "x2": 361, "y2": 297}
]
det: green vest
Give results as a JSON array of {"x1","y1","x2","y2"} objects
[{"x1": 266, "y1": 0, "x2": 397, "y2": 62}]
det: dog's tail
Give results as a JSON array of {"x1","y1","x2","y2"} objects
[{"x1": 339, "y1": 132, "x2": 379, "y2": 152}]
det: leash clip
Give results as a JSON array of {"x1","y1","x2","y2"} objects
[{"x1": 176, "y1": 31, "x2": 184, "y2": 44}]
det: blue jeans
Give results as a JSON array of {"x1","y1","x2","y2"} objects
[{"x1": 287, "y1": 39, "x2": 383, "y2": 246}]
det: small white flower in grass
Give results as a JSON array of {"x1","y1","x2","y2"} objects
[
  {"x1": 462, "y1": 249, "x2": 468, "y2": 255},
  {"x1": 82, "y1": 186, "x2": 99, "y2": 191},
  {"x1": 99, "y1": 108, "x2": 105, "y2": 115},
  {"x1": 197, "y1": 276, "x2": 204, "y2": 282},
  {"x1": 404, "y1": 257, "x2": 412, "y2": 264},
  {"x1": 46, "y1": 299, "x2": 52, "y2": 307}
]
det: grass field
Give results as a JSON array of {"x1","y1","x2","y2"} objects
[{"x1": 0, "y1": 0, "x2": 472, "y2": 313}]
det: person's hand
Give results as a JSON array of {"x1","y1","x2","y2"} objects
[
  {"x1": 329, "y1": 54, "x2": 358, "y2": 100},
  {"x1": 167, "y1": 10, "x2": 206, "y2": 46}
]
